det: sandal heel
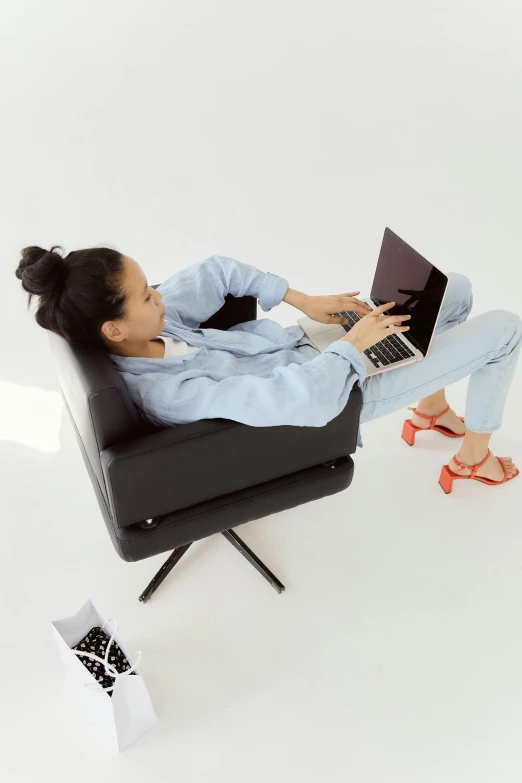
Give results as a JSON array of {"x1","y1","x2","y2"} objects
[
  {"x1": 439, "y1": 465, "x2": 455, "y2": 494},
  {"x1": 401, "y1": 419, "x2": 417, "y2": 446}
]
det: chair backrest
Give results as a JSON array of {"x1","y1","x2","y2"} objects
[{"x1": 47, "y1": 292, "x2": 258, "y2": 513}]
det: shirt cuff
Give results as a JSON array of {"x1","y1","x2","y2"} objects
[
  {"x1": 323, "y1": 339, "x2": 368, "y2": 384},
  {"x1": 324, "y1": 340, "x2": 366, "y2": 449},
  {"x1": 258, "y1": 272, "x2": 290, "y2": 312}
]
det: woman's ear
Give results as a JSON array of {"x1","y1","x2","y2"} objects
[{"x1": 101, "y1": 320, "x2": 124, "y2": 343}]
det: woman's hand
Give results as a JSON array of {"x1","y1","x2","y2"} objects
[
  {"x1": 341, "y1": 302, "x2": 411, "y2": 352},
  {"x1": 301, "y1": 290, "x2": 372, "y2": 324}
]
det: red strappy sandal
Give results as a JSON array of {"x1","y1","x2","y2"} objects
[
  {"x1": 439, "y1": 449, "x2": 520, "y2": 494},
  {"x1": 401, "y1": 404, "x2": 465, "y2": 446}
]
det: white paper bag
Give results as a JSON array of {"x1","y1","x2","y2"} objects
[{"x1": 51, "y1": 599, "x2": 158, "y2": 751}]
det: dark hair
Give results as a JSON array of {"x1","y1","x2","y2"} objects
[{"x1": 15, "y1": 244, "x2": 127, "y2": 351}]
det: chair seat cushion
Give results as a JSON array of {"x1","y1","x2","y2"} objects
[
  {"x1": 101, "y1": 386, "x2": 361, "y2": 529},
  {"x1": 109, "y1": 454, "x2": 356, "y2": 561}
]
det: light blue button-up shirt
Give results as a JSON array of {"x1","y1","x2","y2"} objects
[{"x1": 109, "y1": 255, "x2": 366, "y2": 447}]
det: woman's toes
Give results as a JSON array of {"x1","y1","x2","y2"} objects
[{"x1": 501, "y1": 459, "x2": 517, "y2": 476}]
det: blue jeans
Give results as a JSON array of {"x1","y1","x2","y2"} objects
[{"x1": 359, "y1": 272, "x2": 522, "y2": 435}]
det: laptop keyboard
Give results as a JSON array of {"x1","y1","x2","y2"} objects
[{"x1": 339, "y1": 311, "x2": 415, "y2": 369}]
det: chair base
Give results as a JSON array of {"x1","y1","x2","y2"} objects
[{"x1": 138, "y1": 529, "x2": 285, "y2": 602}]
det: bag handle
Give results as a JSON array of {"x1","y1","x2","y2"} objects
[{"x1": 71, "y1": 619, "x2": 142, "y2": 693}]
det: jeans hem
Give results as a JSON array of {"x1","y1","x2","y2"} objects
[{"x1": 462, "y1": 424, "x2": 501, "y2": 435}]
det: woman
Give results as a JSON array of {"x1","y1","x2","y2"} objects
[{"x1": 16, "y1": 244, "x2": 521, "y2": 491}]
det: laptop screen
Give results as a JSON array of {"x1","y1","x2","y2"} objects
[{"x1": 370, "y1": 227, "x2": 448, "y2": 356}]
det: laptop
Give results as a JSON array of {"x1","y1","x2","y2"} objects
[{"x1": 297, "y1": 227, "x2": 449, "y2": 377}]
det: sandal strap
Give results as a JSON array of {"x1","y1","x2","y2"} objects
[
  {"x1": 452, "y1": 449, "x2": 491, "y2": 476},
  {"x1": 407, "y1": 404, "x2": 450, "y2": 428},
  {"x1": 497, "y1": 457, "x2": 509, "y2": 482}
]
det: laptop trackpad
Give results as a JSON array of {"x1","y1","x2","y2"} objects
[{"x1": 297, "y1": 317, "x2": 347, "y2": 352}]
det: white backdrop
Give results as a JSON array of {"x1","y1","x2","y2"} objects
[{"x1": 2, "y1": 2, "x2": 522, "y2": 781}]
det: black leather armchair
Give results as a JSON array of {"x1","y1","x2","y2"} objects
[{"x1": 47, "y1": 288, "x2": 362, "y2": 601}]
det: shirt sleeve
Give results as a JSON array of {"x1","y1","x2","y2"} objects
[
  {"x1": 157, "y1": 254, "x2": 290, "y2": 328},
  {"x1": 132, "y1": 339, "x2": 367, "y2": 429}
]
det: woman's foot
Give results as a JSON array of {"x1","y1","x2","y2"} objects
[
  {"x1": 411, "y1": 405, "x2": 466, "y2": 435},
  {"x1": 449, "y1": 451, "x2": 518, "y2": 481}
]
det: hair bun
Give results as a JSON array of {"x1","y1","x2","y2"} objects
[{"x1": 16, "y1": 245, "x2": 67, "y2": 297}]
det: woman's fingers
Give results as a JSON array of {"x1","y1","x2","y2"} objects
[
  {"x1": 371, "y1": 309, "x2": 411, "y2": 327},
  {"x1": 372, "y1": 301, "x2": 395, "y2": 313},
  {"x1": 383, "y1": 314, "x2": 411, "y2": 325}
]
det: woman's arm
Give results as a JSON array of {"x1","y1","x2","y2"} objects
[{"x1": 157, "y1": 255, "x2": 290, "y2": 328}]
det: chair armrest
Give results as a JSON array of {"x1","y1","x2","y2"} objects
[
  {"x1": 101, "y1": 384, "x2": 362, "y2": 528},
  {"x1": 151, "y1": 286, "x2": 258, "y2": 331}
]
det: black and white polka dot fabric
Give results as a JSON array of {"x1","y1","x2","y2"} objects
[{"x1": 72, "y1": 626, "x2": 136, "y2": 696}]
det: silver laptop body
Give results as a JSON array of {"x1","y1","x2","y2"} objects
[{"x1": 297, "y1": 227, "x2": 449, "y2": 378}]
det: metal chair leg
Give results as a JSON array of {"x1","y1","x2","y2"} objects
[
  {"x1": 139, "y1": 543, "x2": 192, "y2": 602},
  {"x1": 138, "y1": 529, "x2": 285, "y2": 602},
  {"x1": 221, "y1": 529, "x2": 285, "y2": 594}
]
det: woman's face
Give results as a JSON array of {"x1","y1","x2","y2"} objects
[{"x1": 101, "y1": 255, "x2": 165, "y2": 349}]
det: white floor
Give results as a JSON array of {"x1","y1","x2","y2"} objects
[
  {"x1": 3, "y1": 1, "x2": 522, "y2": 780},
  {"x1": 2, "y1": 378, "x2": 522, "y2": 781}
]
